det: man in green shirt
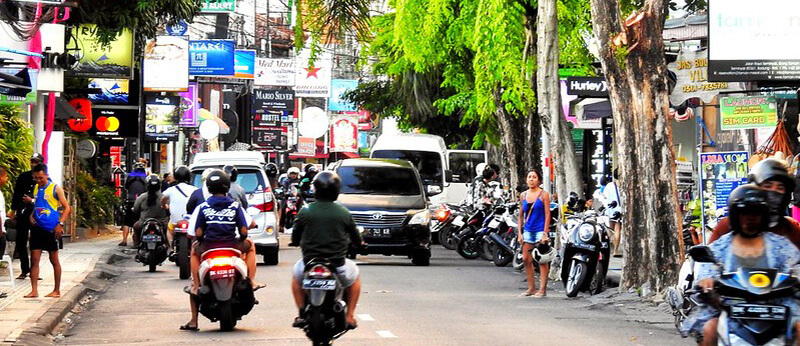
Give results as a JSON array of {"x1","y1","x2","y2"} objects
[{"x1": 290, "y1": 171, "x2": 363, "y2": 328}]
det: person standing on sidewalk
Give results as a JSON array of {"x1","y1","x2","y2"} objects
[
  {"x1": 518, "y1": 169, "x2": 551, "y2": 298},
  {"x1": 0, "y1": 168, "x2": 9, "y2": 259},
  {"x1": 8, "y1": 153, "x2": 43, "y2": 279},
  {"x1": 25, "y1": 164, "x2": 71, "y2": 299}
]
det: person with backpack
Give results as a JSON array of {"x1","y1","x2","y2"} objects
[{"x1": 121, "y1": 162, "x2": 148, "y2": 246}]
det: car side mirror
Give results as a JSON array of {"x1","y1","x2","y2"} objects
[
  {"x1": 445, "y1": 170, "x2": 454, "y2": 183},
  {"x1": 688, "y1": 245, "x2": 715, "y2": 263},
  {"x1": 427, "y1": 185, "x2": 443, "y2": 196}
]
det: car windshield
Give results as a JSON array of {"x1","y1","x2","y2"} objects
[
  {"x1": 371, "y1": 150, "x2": 443, "y2": 187},
  {"x1": 338, "y1": 166, "x2": 422, "y2": 196},
  {"x1": 191, "y1": 169, "x2": 267, "y2": 193}
]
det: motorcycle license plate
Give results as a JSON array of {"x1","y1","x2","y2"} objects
[
  {"x1": 209, "y1": 267, "x2": 235, "y2": 279},
  {"x1": 303, "y1": 279, "x2": 336, "y2": 290},
  {"x1": 142, "y1": 234, "x2": 161, "y2": 243},
  {"x1": 452, "y1": 216, "x2": 465, "y2": 227},
  {"x1": 366, "y1": 228, "x2": 392, "y2": 238},
  {"x1": 731, "y1": 304, "x2": 787, "y2": 321},
  {"x1": 488, "y1": 219, "x2": 500, "y2": 228},
  {"x1": 573, "y1": 243, "x2": 596, "y2": 251}
]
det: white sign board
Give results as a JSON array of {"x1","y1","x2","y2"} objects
[
  {"x1": 254, "y1": 58, "x2": 296, "y2": 86},
  {"x1": 294, "y1": 50, "x2": 332, "y2": 97},
  {"x1": 143, "y1": 36, "x2": 189, "y2": 91}
]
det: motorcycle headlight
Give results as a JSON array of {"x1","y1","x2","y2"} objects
[
  {"x1": 578, "y1": 224, "x2": 595, "y2": 242},
  {"x1": 409, "y1": 210, "x2": 430, "y2": 225}
]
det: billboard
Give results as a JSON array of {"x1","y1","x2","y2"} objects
[
  {"x1": 255, "y1": 58, "x2": 296, "y2": 86},
  {"x1": 252, "y1": 126, "x2": 286, "y2": 150},
  {"x1": 88, "y1": 79, "x2": 129, "y2": 105},
  {"x1": 144, "y1": 94, "x2": 181, "y2": 141},
  {"x1": 253, "y1": 89, "x2": 295, "y2": 112},
  {"x1": 143, "y1": 36, "x2": 189, "y2": 91},
  {"x1": 189, "y1": 40, "x2": 235, "y2": 76},
  {"x1": 709, "y1": 0, "x2": 800, "y2": 81},
  {"x1": 68, "y1": 25, "x2": 134, "y2": 79},
  {"x1": 294, "y1": 50, "x2": 332, "y2": 97},
  {"x1": 329, "y1": 79, "x2": 358, "y2": 111},
  {"x1": 89, "y1": 107, "x2": 139, "y2": 137},
  {"x1": 234, "y1": 50, "x2": 255, "y2": 79},
  {"x1": 719, "y1": 96, "x2": 778, "y2": 130}
]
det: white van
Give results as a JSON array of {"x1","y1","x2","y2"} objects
[{"x1": 370, "y1": 134, "x2": 487, "y2": 206}]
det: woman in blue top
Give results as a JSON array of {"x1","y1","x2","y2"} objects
[{"x1": 517, "y1": 169, "x2": 551, "y2": 297}]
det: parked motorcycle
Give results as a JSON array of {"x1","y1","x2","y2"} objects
[
  {"x1": 297, "y1": 258, "x2": 356, "y2": 345},
  {"x1": 666, "y1": 250, "x2": 703, "y2": 334},
  {"x1": 170, "y1": 216, "x2": 191, "y2": 280},
  {"x1": 456, "y1": 203, "x2": 498, "y2": 260},
  {"x1": 194, "y1": 247, "x2": 256, "y2": 331},
  {"x1": 135, "y1": 219, "x2": 170, "y2": 272},
  {"x1": 560, "y1": 205, "x2": 612, "y2": 297},
  {"x1": 434, "y1": 204, "x2": 469, "y2": 250}
]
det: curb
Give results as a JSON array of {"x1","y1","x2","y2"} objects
[{"x1": 12, "y1": 247, "x2": 130, "y2": 345}]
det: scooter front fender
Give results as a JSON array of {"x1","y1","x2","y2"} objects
[{"x1": 571, "y1": 253, "x2": 591, "y2": 263}]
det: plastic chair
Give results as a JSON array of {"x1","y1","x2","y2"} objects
[{"x1": 0, "y1": 255, "x2": 15, "y2": 290}]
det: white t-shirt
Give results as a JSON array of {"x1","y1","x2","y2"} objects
[
  {"x1": 602, "y1": 181, "x2": 622, "y2": 214},
  {"x1": 163, "y1": 183, "x2": 198, "y2": 224}
]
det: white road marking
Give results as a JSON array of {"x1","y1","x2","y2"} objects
[
  {"x1": 357, "y1": 314, "x2": 375, "y2": 321},
  {"x1": 376, "y1": 330, "x2": 398, "y2": 338}
]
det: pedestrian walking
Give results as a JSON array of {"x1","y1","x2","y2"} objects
[
  {"x1": 603, "y1": 170, "x2": 622, "y2": 257},
  {"x1": 9, "y1": 153, "x2": 43, "y2": 279},
  {"x1": 25, "y1": 164, "x2": 71, "y2": 298},
  {"x1": 517, "y1": 169, "x2": 551, "y2": 298},
  {"x1": 121, "y1": 162, "x2": 147, "y2": 246}
]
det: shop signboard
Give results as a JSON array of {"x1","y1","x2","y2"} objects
[
  {"x1": 252, "y1": 110, "x2": 283, "y2": 127},
  {"x1": 189, "y1": 40, "x2": 235, "y2": 76},
  {"x1": 0, "y1": 68, "x2": 37, "y2": 105},
  {"x1": 329, "y1": 79, "x2": 358, "y2": 111},
  {"x1": 143, "y1": 36, "x2": 189, "y2": 91},
  {"x1": 178, "y1": 83, "x2": 199, "y2": 127},
  {"x1": 253, "y1": 89, "x2": 295, "y2": 111},
  {"x1": 295, "y1": 136, "x2": 316, "y2": 156},
  {"x1": 565, "y1": 77, "x2": 608, "y2": 97},
  {"x1": 234, "y1": 50, "x2": 255, "y2": 79},
  {"x1": 166, "y1": 20, "x2": 188, "y2": 36},
  {"x1": 699, "y1": 151, "x2": 750, "y2": 231},
  {"x1": 88, "y1": 107, "x2": 139, "y2": 137},
  {"x1": 668, "y1": 49, "x2": 746, "y2": 105},
  {"x1": 709, "y1": 0, "x2": 800, "y2": 81},
  {"x1": 252, "y1": 126, "x2": 286, "y2": 150},
  {"x1": 719, "y1": 96, "x2": 778, "y2": 131},
  {"x1": 330, "y1": 114, "x2": 358, "y2": 153},
  {"x1": 144, "y1": 94, "x2": 181, "y2": 141},
  {"x1": 110, "y1": 146, "x2": 122, "y2": 167},
  {"x1": 254, "y1": 58, "x2": 296, "y2": 86},
  {"x1": 88, "y1": 79, "x2": 130, "y2": 105},
  {"x1": 68, "y1": 25, "x2": 134, "y2": 79},
  {"x1": 201, "y1": 0, "x2": 235, "y2": 13},
  {"x1": 294, "y1": 50, "x2": 332, "y2": 97}
]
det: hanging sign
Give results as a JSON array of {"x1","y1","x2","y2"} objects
[
  {"x1": 668, "y1": 49, "x2": 746, "y2": 105},
  {"x1": 189, "y1": 40, "x2": 235, "y2": 76},
  {"x1": 252, "y1": 126, "x2": 286, "y2": 150},
  {"x1": 178, "y1": 83, "x2": 199, "y2": 127},
  {"x1": 144, "y1": 94, "x2": 181, "y2": 141},
  {"x1": 201, "y1": 0, "x2": 235, "y2": 13},
  {"x1": 253, "y1": 89, "x2": 295, "y2": 111},
  {"x1": 294, "y1": 50, "x2": 332, "y2": 97},
  {"x1": 330, "y1": 79, "x2": 358, "y2": 111},
  {"x1": 143, "y1": 36, "x2": 189, "y2": 91},
  {"x1": 719, "y1": 96, "x2": 778, "y2": 131},
  {"x1": 68, "y1": 25, "x2": 134, "y2": 79},
  {"x1": 330, "y1": 114, "x2": 358, "y2": 153},
  {"x1": 255, "y1": 58, "x2": 296, "y2": 86},
  {"x1": 234, "y1": 50, "x2": 255, "y2": 79},
  {"x1": 699, "y1": 151, "x2": 750, "y2": 230}
]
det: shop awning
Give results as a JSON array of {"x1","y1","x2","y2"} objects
[{"x1": 577, "y1": 98, "x2": 612, "y2": 120}]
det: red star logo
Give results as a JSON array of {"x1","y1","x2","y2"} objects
[{"x1": 305, "y1": 66, "x2": 322, "y2": 78}]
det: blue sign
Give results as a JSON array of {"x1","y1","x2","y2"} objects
[
  {"x1": 234, "y1": 50, "x2": 255, "y2": 79},
  {"x1": 166, "y1": 21, "x2": 188, "y2": 36},
  {"x1": 329, "y1": 79, "x2": 358, "y2": 111},
  {"x1": 189, "y1": 40, "x2": 235, "y2": 76}
]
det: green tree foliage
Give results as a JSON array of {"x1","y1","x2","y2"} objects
[
  {"x1": 75, "y1": 171, "x2": 120, "y2": 228},
  {"x1": 0, "y1": 105, "x2": 34, "y2": 204}
]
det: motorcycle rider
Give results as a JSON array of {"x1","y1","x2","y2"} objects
[
  {"x1": 289, "y1": 171, "x2": 363, "y2": 329},
  {"x1": 181, "y1": 169, "x2": 263, "y2": 331},
  {"x1": 709, "y1": 159, "x2": 800, "y2": 248},
  {"x1": 132, "y1": 175, "x2": 169, "y2": 245},
  {"x1": 299, "y1": 165, "x2": 319, "y2": 202},
  {"x1": 265, "y1": 163, "x2": 279, "y2": 190},
  {"x1": 223, "y1": 165, "x2": 248, "y2": 208},
  {"x1": 161, "y1": 166, "x2": 198, "y2": 253},
  {"x1": 681, "y1": 184, "x2": 800, "y2": 345},
  {"x1": 280, "y1": 167, "x2": 303, "y2": 229},
  {"x1": 121, "y1": 162, "x2": 147, "y2": 246}
]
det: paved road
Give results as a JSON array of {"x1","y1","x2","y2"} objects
[{"x1": 59, "y1": 235, "x2": 685, "y2": 345}]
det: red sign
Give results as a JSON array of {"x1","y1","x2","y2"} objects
[
  {"x1": 110, "y1": 146, "x2": 122, "y2": 167},
  {"x1": 295, "y1": 137, "x2": 315, "y2": 156},
  {"x1": 67, "y1": 98, "x2": 93, "y2": 132}
]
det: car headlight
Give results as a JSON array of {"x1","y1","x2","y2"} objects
[
  {"x1": 578, "y1": 224, "x2": 595, "y2": 242},
  {"x1": 408, "y1": 210, "x2": 430, "y2": 225}
]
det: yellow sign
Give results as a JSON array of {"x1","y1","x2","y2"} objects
[{"x1": 68, "y1": 25, "x2": 134, "y2": 79}]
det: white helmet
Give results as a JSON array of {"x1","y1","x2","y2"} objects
[
  {"x1": 533, "y1": 242, "x2": 556, "y2": 264},
  {"x1": 288, "y1": 167, "x2": 301, "y2": 175},
  {"x1": 475, "y1": 163, "x2": 487, "y2": 176}
]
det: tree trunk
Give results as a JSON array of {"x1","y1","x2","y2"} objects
[
  {"x1": 590, "y1": 0, "x2": 683, "y2": 294},
  {"x1": 493, "y1": 88, "x2": 541, "y2": 192},
  {"x1": 536, "y1": 0, "x2": 583, "y2": 204}
]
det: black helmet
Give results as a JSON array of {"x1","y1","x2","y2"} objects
[
  {"x1": 313, "y1": 171, "x2": 341, "y2": 202},
  {"x1": 206, "y1": 169, "x2": 231, "y2": 195},
  {"x1": 146, "y1": 174, "x2": 161, "y2": 190},
  {"x1": 567, "y1": 192, "x2": 579, "y2": 209},
  {"x1": 265, "y1": 163, "x2": 278, "y2": 178},
  {"x1": 174, "y1": 166, "x2": 191, "y2": 184},
  {"x1": 304, "y1": 164, "x2": 315, "y2": 174},
  {"x1": 30, "y1": 153, "x2": 44, "y2": 164},
  {"x1": 222, "y1": 165, "x2": 238, "y2": 181},
  {"x1": 482, "y1": 167, "x2": 496, "y2": 180},
  {"x1": 728, "y1": 184, "x2": 770, "y2": 237},
  {"x1": 306, "y1": 165, "x2": 319, "y2": 180},
  {"x1": 749, "y1": 158, "x2": 796, "y2": 210}
]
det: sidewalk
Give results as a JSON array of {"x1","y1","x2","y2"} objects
[{"x1": 0, "y1": 234, "x2": 119, "y2": 344}]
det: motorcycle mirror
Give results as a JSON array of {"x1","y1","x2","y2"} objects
[
  {"x1": 608, "y1": 200, "x2": 618, "y2": 208},
  {"x1": 688, "y1": 245, "x2": 715, "y2": 263}
]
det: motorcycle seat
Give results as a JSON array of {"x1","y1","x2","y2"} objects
[{"x1": 201, "y1": 248, "x2": 242, "y2": 261}]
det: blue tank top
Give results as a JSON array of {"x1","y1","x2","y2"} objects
[
  {"x1": 33, "y1": 182, "x2": 60, "y2": 231},
  {"x1": 522, "y1": 192, "x2": 545, "y2": 233}
]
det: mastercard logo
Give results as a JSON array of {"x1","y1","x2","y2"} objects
[{"x1": 96, "y1": 116, "x2": 120, "y2": 132}]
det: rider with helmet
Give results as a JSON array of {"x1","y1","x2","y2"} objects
[
  {"x1": 132, "y1": 174, "x2": 169, "y2": 245},
  {"x1": 223, "y1": 165, "x2": 248, "y2": 208},
  {"x1": 681, "y1": 184, "x2": 800, "y2": 343},
  {"x1": 161, "y1": 166, "x2": 198, "y2": 252},
  {"x1": 299, "y1": 165, "x2": 319, "y2": 202},
  {"x1": 289, "y1": 171, "x2": 363, "y2": 329},
  {"x1": 709, "y1": 159, "x2": 800, "y2": 247},
  {"x1": 265, "y1": 163, "x2": 279, "y2": 190}
]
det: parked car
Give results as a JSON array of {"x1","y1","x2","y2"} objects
[
  {"x1": 190, "y1": 152, "x2": 280, "y2": 265},
  {"x1": 331, "y1": 158, "x2": 433, "y2": 266}
]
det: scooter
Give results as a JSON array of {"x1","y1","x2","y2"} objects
[
  {"x1": 297, "y1": 258, "x2": 355, "y2": 345},
  {"x1": 170, "y1": 216, "x2": 192, "y2": 280},
  {"x1": 282, "y1": 184, "x2": 302, "y2": 231},
  {"x1": 560, "y1": 206, "x2": 612, "y2": 297},
  {"x1": 194, "y1": 247, "x2": 256, "y2": 331},
  {"x1": 135, "y1": 218, "x2": 170, "y2": 272}
]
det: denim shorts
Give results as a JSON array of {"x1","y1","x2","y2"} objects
[{"x1": 523, "y1": 230, "x2": 543, "y2": 244}]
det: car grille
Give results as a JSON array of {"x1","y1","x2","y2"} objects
[{"x1": 351, "y1": 212, "x2": 407, "y2": 229}]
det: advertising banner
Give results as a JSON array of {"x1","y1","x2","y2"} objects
[
  {"x1": 68, "y1": 25, "x2": 134, "y2": 79},
  {"x1": 144, "y1": 94, "x2": 181, "y2": 141},
  {"x1": 88, "y1": 107, "x2": 139, "y2": 137},
  {"x1": 668, "y1": 49, "x2": 746, "y2": 105},
  {"x1": 143, "y1": 36, "x2": 189, "y2": 91},
  {"x1": 294, "y1": 51, "x2": 332, "y2": 97},
  {"x1": 330, "y1": 114, "x2": 358, "y2": 153},
  {"x1": 178, "y1": 83, "x2": 199, "y2": 127},
  {"x1": 252, "y1": 126, "x2": 286, "y2": 150},
  {"x1": 719, "y1": 96, "x2": 778, "y2": 130},
  {"x1": 189, "y1": 40, "x2": 235, "y2": 76},
  {"x1": 253, "y1": 89, "x2": 295, "y2": 112},
  {"x1": 88, "y1": 79, "x2": 129, "y2": 105},
  {"x1": 234, "y1": 50, "x2": 255, "y2": 79},
  {"x1": 329, "y1": 79, "x2": 358, "y2": 111},
  {"x1": 699, "y1": 151, "x2": 750, "y2": 230},
  {"x1": 255, "y1": 58, "x2": 296, "y2": 86},
  {"x1": 295, "y1": 137, "x2": 316, "y2": 156},
  {"x1": 0, "y1": 68, "x2": 37, "y2": 105},
  {"x1": 201, "y1": 0, "x2": 235, "y2": 12},
  {"x1": 565, "y1": 77, "x2": 608, "y2": 97}
]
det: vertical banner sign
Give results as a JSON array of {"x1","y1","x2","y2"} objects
[
  {"x1": 178, "y1": 83, "x2": 199, "y2": 127},
  {"x1": 295, "y1": 137, "x2": 316, "y2": 156},
  {"x1": 719, "y1": 96, "x2": 778, "y2": 131},
  {"x1": 201, "y1": 0, "x2": 235, "y2": 12},
  {"x1": 255, "y1": 58, "x2": 296, "y2": 86},
  {"x1": 144, "y1": 94, "x2": 181, "y2": 141},
  {"x1": 143, "y1": 36, "x2": 189, "y2": 91},
  {"x1": 110, "y1": 146, "x2": 122, "y2": 167},
  {"x1": 189, "y1": 40, "x2": 235, "y2": 76},
  {"x1": 294, "y1": 51, "x2": 332, "y2": 97},
  {"x1": 68, "y1": 25, "x2": 134, "y2": 79},
  {"x1": 252, "y1": 126, "x2": 286, "y2": 150},
  {"x1": 699, "y1": 151, "x2": 750, "y2": 231},
  {"x1": 330, "y1": 114, "x2": 358, "y2": 152},
  {"x1": 234, "y1": 49, "x2": 255, "y2": 79},
  {"x1": 329, "y1": 79, "x2": 359, "y2": 111}
]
